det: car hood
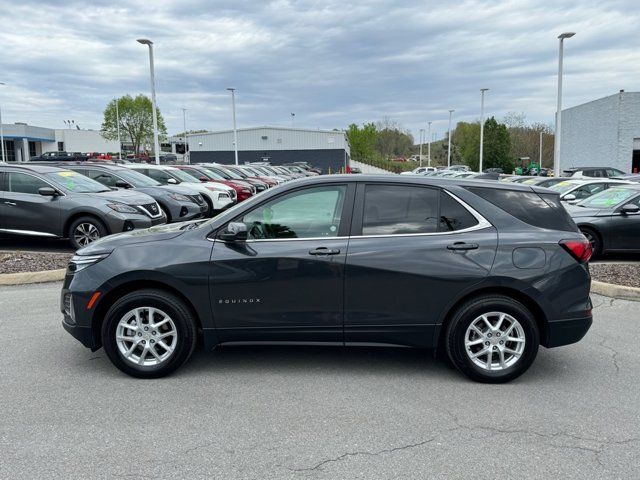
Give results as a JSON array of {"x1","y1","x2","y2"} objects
[
  {"x1": 77, "y1": 220, "x2": 201, "y2": 254},
  {"x1": 85, "y1": 189, "x2": 155, "y2": 205},
  {"x1": 135, "y1": 185, "x2": 198, "y2": 198}
]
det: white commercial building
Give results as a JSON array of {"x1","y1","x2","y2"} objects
[
  {"x1": 560, "y1": 91, "x2": 640, "y2": 174},
  {"x1": 0, "y1": 122, "x2": 119, "y2": 162},
  {"x1": 188, "y1": 126, "x2": 350, "y2": 173}
]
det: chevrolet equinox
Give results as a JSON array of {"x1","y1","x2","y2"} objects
[{"x1": 61, "y1": 175, "x2": 593, "y2": 383}]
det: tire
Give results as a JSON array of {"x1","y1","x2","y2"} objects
[
  {"x1": 101, "y1": 289, "x2": 197, "y2": 378},
  {"x1": 68, "y1": 216, "x2": 107, "y2": 250},
  {"x1": 445, "y1": 295, "x2": 539, "y2": 383},
  {"x1": 201, "y1": 196, "x2": 214, "y2": 218},
  {"x1": 580, "y1": 227, "x2": 602, "y2": 258}
]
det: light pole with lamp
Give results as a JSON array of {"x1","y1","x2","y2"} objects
[
  {"x1": 553, "y1": 32, "x2": 575, "y2": 177},
  {"x1": 479, "y1": 88, "x2": 489, "y2": 172},
  {"x1": 181, "y1": 108, "x2": 188, "y2": 162},
  {"x1": 137, "y1": 38, "x2": 161, "y2": 165},
  {"x1": 447, "y1": 109, "x2": 454, "y2": 168},
  {"x1": 227, "y1": 88, "x2": 239, "y2": 165}
]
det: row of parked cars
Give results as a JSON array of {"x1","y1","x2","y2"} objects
[{"x1": 0, "y1": 161, "x2": 318, "y2": 249}]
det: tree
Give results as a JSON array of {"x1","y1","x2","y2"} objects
[
  {"x1": 452, "y1": 117, "x2": 513, "y2": 172},
  {"x1": 374, "y1": 117, "x2": 414, "y2": 159},
  {"x1": 503, "y1": 112, "x2": 554, "y2": 169},
  {"x1": 346, "y1": 123, "x2": 378, "y2": 162},
  {"x1": 101, "y1": 95, "x2": 167, "y2": 155}
]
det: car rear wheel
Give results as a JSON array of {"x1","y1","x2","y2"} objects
[
  {"x1": 68, "y1": 216, "x2": 107, "y2": 250},
  {"x1": 445, "y1": 295, "x2": 539, "y2": 383},
  {"x1": 102, "y1": 289, "x2": 197, "y2": 378},
  {"x1": 580, "y1": 227, "x2": 602, "y2": 257}
]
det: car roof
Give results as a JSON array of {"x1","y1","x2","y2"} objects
[
  {"x1": 128, "y1": 164, "x2": 177, "y2": 171},
  {"x1": 278, "y1": 174, "x2": 549, "y2": 193},
  {"x1": 0, "y1": 163, "x2": 66, "y2": 174}
]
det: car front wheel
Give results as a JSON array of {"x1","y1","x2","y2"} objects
[
  {"x1": 102, "y1": 289, "x2": 197, "y2": 378},
  {"x1": 68, "y1": 216, "x2": 107, "y2": 250},
  {"x1": 445, "y1": 295, "x2": 539, "y2": 383}
]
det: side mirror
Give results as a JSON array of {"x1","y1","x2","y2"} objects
[
  {"x1": 219, "y1": 222, "x2": 248, "y2": 242},
  {"x1": 199, "y1": 176, "x2": 209, "y2": 182},
  {"x1": 38, "y1": 187, "x2": 57, "y2": 197},
  {"x1": 621, "y1": 203, "x2": 640, "y2": 214},
  {"x1": 167, "y1": 178, "x2": 178, "y2": 184},
  {"x1": 563, "y1": 193, "x2": 577, "y2": 202},
  {"x1": 115, "y1": 180, "x2": 132, "y2": 189}
]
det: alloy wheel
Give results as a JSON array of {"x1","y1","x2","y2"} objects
[
  {"x1": 464, "y1": 311, "x2": 526, "y2": 371},
  {"x1": 74, "y1": 223, "x2": 101, "y2": 246},
  {"x1": 116, "y1": 307, "x2": 178, "y2": 367}
]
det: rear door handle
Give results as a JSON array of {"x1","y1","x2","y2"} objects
[
  {"x1": 447, "y1": 242, "x2": 479, "y2": 251},
  {"x1": 4, "y1": 201, "x2": 16, "y2": 206},
  {"x1": 309, "y1": 247, "x2": 341, "y2": 256}
]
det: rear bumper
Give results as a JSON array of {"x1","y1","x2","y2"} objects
[{"x1": 544, "y1": 314, "x2": 593, "y2": 348}]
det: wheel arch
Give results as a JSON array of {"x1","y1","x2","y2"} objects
[
  {"x1": 437, "y1": 286, "x2": 549, "y2": 350},
  {"x1": 90, "y1": 279, "x2": 204, "y2": 350},
  {"x1": 64, "y1": 212, "x2": 111, "y2": 237},
  {"x1": 577, "y1": 223, "x2": 604, "y2": 254}
]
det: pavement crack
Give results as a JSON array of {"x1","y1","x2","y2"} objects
[
  {"x1": 287, "y1": 435, "x2": 444, "y2": 472},
  {"x1": 594, "y1": 334, "x2": 621, "y2": 374}
]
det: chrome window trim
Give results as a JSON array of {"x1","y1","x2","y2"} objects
[{"x1": 209, "y1": 188, "x2": 492, "y2": 243}]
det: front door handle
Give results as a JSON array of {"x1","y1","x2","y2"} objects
[
  {"x1": 4, "y1": 201, "x2": 17, "y2": 206},
  {"x1": 309, "y1": 247, "x2": 341, "y2": 256},
  {"x1": 447, "y1": 242, "x2": 479, "y2": 251}
]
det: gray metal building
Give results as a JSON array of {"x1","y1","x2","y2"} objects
[
  {"x1": 561, "y1": 91, "x2": 640, "y2": 174},
  {"x1": 188, "y1": 126, "x2": 350, "y2": 173}
]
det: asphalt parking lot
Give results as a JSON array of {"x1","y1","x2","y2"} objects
[{"x1": 1, "y1": 282, "x2": 638, "y2": 479}]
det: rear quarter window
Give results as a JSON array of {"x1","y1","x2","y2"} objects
[{"x1": 466, "y1": 187, "x2": 578, "y2": 232}]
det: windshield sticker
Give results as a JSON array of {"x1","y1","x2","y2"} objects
[{"x1": 56, "y1": 171, "x2": 77, "y2": 177}]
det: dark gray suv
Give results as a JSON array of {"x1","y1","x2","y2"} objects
[
  {"x1": 61, "y1": 175, "x2": 592, "y2": 382},
  {"x1": 0, "y1": 164, "x2": 166, "y2": 249}
]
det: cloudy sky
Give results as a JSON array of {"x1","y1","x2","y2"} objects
[{"x1": 1, "y1": 0, "x2": 638, "y2": 140}]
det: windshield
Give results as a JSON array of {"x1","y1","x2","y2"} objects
[
  {"x1": 116, "y1": 169, "x2": 160, "y2": 187},
  {"x1": 203, "y1": 167, "x2": 231, "y2": 180},
  {"x1": 219, "y1": 166, "x2": 245, "y2": 180},
  {"x1": 170, "y1": 168, "x2": 203, "y2": 183},
  {"x1": 548, "y1": 180, "x2": 581, "y2": 193},
  {"x1": 44, "y1": 170, "x2": 111, "y2": 193},
  {"x1": 578, "y1": 187, "x2": 638, "y2": 209}
]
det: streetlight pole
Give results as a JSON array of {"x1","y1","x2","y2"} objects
[
  {"x1": 227, "y1": 88, "x2": 239, "y2": 165},
  {"x1": 539, "y1": 130, "x2": 543, "y2": 170},
  {"x1": 427, "y1": 121, "x2": 432, "y2": 167},
  {"x1": 182, "y1": 108, "x2": 188, "y2": 162},
  {"x1": 479, "y1": 88, "x2": 489, "y2": 173},
  {"x1": 0, "y1": 82, "x2": 5, "y2": 163},
  {"x1": 115, "y1": 98, "x2": 122, "y2": 160},
  {"x1": 447, "y1": 109, "x2": 454, "y2": 168},
  {"x1": 419, "y1": 128, "x2": 424, "y2": 167},
  {"x1": 137, "y1": 38, "x2": 160, "y2": 165},
  {"x1": 554, "y1": 32, "x2": 575, "y2": 177}
]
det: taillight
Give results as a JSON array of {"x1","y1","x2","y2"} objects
[{"x1": 559, "y1": 238, "x2": 593, "y2": 263}]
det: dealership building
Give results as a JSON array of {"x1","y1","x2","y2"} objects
[
  {"x1": 188, "y1": 126, "x2": 350, "y2": 173},
  {"x1": 561, "y1": 91, "x2": 640, "y2": 174},
  {"x1": 0, "y1": 122, "x2": 119, "y2": 162}
]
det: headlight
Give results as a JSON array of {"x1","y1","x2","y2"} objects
[
  {"x1": 107, "y1": 203, "x2": 139, "y2": 213},
  {"x1": 168, "y1": 193, "x2": 189, "y2": 202},
  {"x1": 205, "y1": 185, "x2": 221, "y2": 192},
  {"x1": 68, "y1": 253, "x2": 110, "y2": 273}
]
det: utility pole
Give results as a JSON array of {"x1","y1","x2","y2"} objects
[
  {"x1": 182, "y1": 108, "x2": 188, "y2": 162},
  {"x1": 137, "y1": 39, "x2": 160, "y2": 165},
  {"x1": 554, "y1": 32, "x2": 575, "y2": 177},
  {"x1": 419, "y1": 128, "x2": 424, "y2": 167},
  {"x1": 447, "y1": 109, "x2": 454, "y2": 168},
  {"x1": 479, "y1": 88, "x2": 489, "y2": 172},
  {"x1": 115, "y1": 98, "x2": 122, "y2": 160},
  {"x1": 227, "y1": 88, "x2": 239, "y2": 165},
  {"x1": 539, "y1": 130, "x2": 543, "y2": 170},
  {"x1": 427, "y1": 121, "x2": 432, "y2": 167}
]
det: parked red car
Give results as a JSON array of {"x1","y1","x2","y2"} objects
[{"x1": 174, "y1": 165, "x2": 255, "y2": 202}]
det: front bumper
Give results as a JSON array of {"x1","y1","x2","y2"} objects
[
  {"x1": 62, "y1": 316, "x2": 96, "y2": 349},
  {"x1": 104, "y1": 213, "x2": 166, "y2": 233}
]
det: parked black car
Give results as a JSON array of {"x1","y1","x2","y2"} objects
[
  {"x1": 61, "y1": 163, "x2": 209, "y2": 222},
  {"x1": 62, "y1": 175, "x2": 592, "y2": 382},
  {"x1": 30, "y1": 151, "x2": 85, "y2": 162},
  {"x1": 566, "y1": 185, "x2": 640, "y2": 255},
  {"x1": 0, "y1": 164, "x2": 166, "y2": 249}
]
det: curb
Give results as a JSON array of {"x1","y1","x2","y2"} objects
[
  {"x1": 591, "y1": 280, "x2": 640, "y2": 301},
  {"x1": 0, "y1": 269, "x2": 66, "y2": 286}
]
